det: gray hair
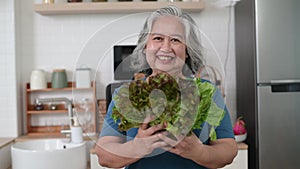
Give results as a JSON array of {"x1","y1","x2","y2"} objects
[{"x1": 130, "y1": 5, "x2": 205, "y2": 76}]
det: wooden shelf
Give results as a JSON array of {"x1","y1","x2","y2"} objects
[
  {"x1": 28, "y1": 125, "x2": 67, "y2": 134},
  {"x1": 26, "y1": 81, "x2": 97, "y2": 136},
  {"x1": 26, "y1": 82, "x2": 94, "y2": 92},
  {"x1": 26, "y1": 87, "x2": 92, "y2": 92},
  {"x1": 34, "y1": 1, "x2": 205, "y2": 15},
  {"x1": 27, "y1": 110, "x2": 68, "y2": 114}
]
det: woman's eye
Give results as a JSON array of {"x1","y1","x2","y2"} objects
[
  {"x1": 171, "y1": 38, "x2": 181, "y2": 43},
  {"x1": 153, "y1": 36, "x2": 163, "y2": 41}
]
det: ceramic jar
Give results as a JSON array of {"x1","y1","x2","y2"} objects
[
  {"x1": 30, "y1": 69, "x2": 47, "y2": 90},
  {"x1": 67, "y1": 0, "x2": 82, "y2": 2},
  {"x1": 75, "y1": 67, "x2": 91, "y2": 88},
  {"x1": 51, "y1": 69, "x2": 68, "y2": 89},
  {"x1": 43, "y1": 0, "x2": 54, "y2": 4},
  {"x1": 92, "y1": 0, "x2": 107, "y2": 2}
]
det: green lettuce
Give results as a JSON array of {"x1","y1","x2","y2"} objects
[{"x1": 112, "y1": 73, "x2": 225, "y2": 141}]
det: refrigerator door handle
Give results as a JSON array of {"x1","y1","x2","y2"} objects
[
  {"x1": 270, "y1": 79, "x2": 300, "y2": 85},
  {"x1": 270, "y1": 80, "x2": 300, "y2": 93}
]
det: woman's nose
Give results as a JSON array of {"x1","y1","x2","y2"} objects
[{"x1": 160, "y1": 39, "x2": 172, "y2": 52}]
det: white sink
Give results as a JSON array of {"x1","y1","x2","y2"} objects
[{"x1": 11, "y1": 139, "x2": 86, "y2": 169}]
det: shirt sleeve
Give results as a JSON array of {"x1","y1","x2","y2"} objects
[
  {"x1": 213, "y1": 87, "x2": 235, "y2": 139},
  {"x1": 99, "y1": 89, "x2": 126, "y2": 138}
]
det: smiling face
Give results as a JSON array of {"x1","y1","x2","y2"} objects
[{"x1": 145, "y1": 15, "x2": 187, "y2": 77}]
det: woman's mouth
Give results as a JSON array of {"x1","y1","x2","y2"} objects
[{"x1": 157, "y1": 55, "x2": 175, "y2": 61}]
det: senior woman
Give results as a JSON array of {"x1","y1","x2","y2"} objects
[{"x1": 95, "y1": 6, "x2": 237, "y2": 169}]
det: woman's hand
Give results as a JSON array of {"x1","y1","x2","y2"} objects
[
  {"x1": 158, "y1": 132, "x2": 203, "y2": 160},
  {"x1": 96, "y1": 117, "x2": 168, "y2": 168},
  {"x1": 158, "y1": 132, "x2": 238, "y2": 168},
  {"x1": 131, "y1": 116, "x2": 168, "y2": 157}
]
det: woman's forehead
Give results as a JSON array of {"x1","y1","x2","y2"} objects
[{"x1": 151, "y1": 16, "x2": 185, "y2": 37}]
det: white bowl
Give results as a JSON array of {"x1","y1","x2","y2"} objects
[{"x1": 234, "y1": 133, "x2": 247, "y2": 142}]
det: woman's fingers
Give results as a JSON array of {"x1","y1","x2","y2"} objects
[
  {"x1": 140, "y1": 114, "x2": 166, "y2": 136},
  {"x1": 138, "y1": 124, "x2": 166, "y2": 139},
  {"x1": 157, "y1": 132, "x2": 179, "y2": 147},
  {"x1": 157, "y1": 132, "x2": 196, "y2": 148},
  {"x1": 140, "y1": 116, "x2": 150, "y2": 130},
  {"x1": 133, "y1": 116, "x2": 170, "y2": 156},
  {"x1": 140, "y1": 115, "x2": 156, "y2": 130},
  {"x1": 132, "y1": 132, "x2": 168, "y2": 156}
]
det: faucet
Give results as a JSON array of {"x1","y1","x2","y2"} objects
[{"x1": 35, "y1": 97, "x2": 74, "y2": 135}]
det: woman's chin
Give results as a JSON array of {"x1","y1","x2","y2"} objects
[
  {"x1": 153, "y1": 69, "x2": 181, "y2": 77},
  {"x1": 153, "y1": 67, "x2": 171, "y2": 74}
]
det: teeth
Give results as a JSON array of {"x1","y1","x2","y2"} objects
[{"x1": 157, "y1": 56, "x2": 173, "y2": 60}]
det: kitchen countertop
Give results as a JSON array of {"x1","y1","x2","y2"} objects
[
  {"x1": 7, "y1": 164, "x2": 91, "y2": 169},
  {"x1": 0, "y1": 138, "x2": 15, "y2": 149},
  {"x1": 236, "y1": 142, "x2": 248, "y2": 150},
  {"x1": 14, "y1": 134, "x2": 98, "y2": 142}
]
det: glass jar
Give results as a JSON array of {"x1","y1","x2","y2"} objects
[{"x1": 35, "y1": 100, "x2": 44, "y2": 111}]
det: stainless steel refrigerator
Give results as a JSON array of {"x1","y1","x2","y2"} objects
[{"x1": 235, "y1": 0, "x2": 300, "y2": 169}]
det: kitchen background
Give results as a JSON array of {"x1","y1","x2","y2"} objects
[{"x1": 0, "y1": 0, "x2": 238, "y2": 137}]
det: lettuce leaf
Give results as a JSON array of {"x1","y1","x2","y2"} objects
[{"x1": 111, "y1": 73, "x2": 225, "y2": 141}]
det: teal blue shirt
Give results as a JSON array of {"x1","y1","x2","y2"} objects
[{"x1": 100, "y1": 80, "x2": 234, "y2": 169}]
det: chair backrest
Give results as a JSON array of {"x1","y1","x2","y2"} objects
[{"x1": 105, "y1": 82, "x2": 127, "y2": 111}]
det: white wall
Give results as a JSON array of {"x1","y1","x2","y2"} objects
[
  {"x1": 0, "y1": 0, "x2": 237, "y2": 136},
  {"x1": 0, "y1": 0, "x2": 21, "y2": 137}
]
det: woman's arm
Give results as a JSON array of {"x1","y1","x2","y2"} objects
[
  {"x1": 95, "y1": 136, "x2": 140, "y2": 168},
  {"x1": 158, "y1": 132, "x2": 238, "y2": 169},
  {"x1": 198, "y1": 138, "x2": 238, "y2": 168},
  {"x1": 96, "y1": 122, "x2": 168, "y2": 168}
]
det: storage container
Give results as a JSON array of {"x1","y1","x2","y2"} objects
[
  {"x1": 51, "y1": 69, "x2": 68, "y2": 89},
  {"x1": 30, "y1": 69, "x2": 47, "y2": 90},
  {"x1": 76, "y1": 67, "x2": 91, "y2": 88}
]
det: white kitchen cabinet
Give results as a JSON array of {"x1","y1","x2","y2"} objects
[{"x1": 0, "y1": 138, "x2": 14, "y2": 169}]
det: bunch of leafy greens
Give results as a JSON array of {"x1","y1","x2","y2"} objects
[{"x1": 112, "y1": 73, "x2": 225, "y2": 141}]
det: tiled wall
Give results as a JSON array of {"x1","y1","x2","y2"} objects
[
  {"x1": 1, "y1": 0, "x2": 237, "y2": 136},
  {"x1": 0, "y1": 0, "x2": 21, "y2": 137}
]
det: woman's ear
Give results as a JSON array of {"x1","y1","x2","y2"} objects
[{"x1": 185, "y1": 48, "x2": 189, "y2": 58}]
